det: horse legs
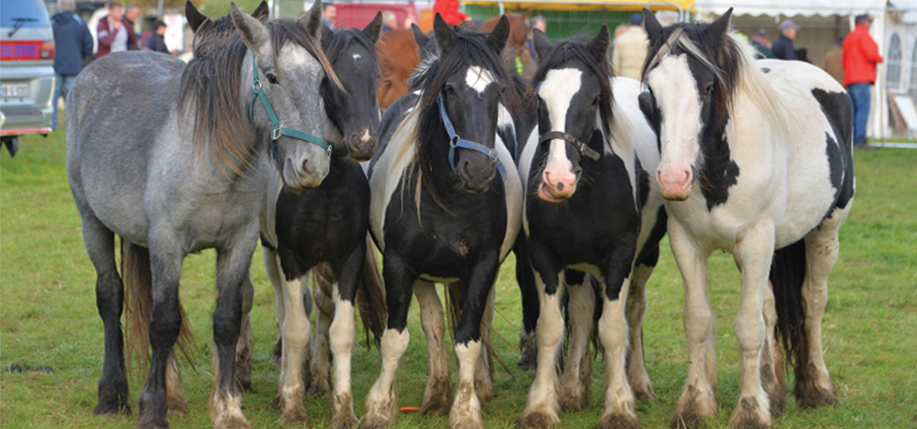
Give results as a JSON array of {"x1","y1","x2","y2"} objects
[
  {"x1": 136, "y1": 241, "x2": 184, "y2": 429},
  {"x1": 627, "y1": 253, "x2": 658, "y2": 403},
  {"x1": 81, "y1": 214, "x2": 130, "y2": 417},
  {"x1": 361, "y1": 250, "x2": 415, "y2": 429},
  {"x1": 309, "y1": 263, "x2": 335, "y2": 397},
  {"x1": 324, "y1": 246, "x2": 364, "y2": 429},
  {"x1": 473, "y1": 287, "x2": 495, "y2": 404},
  {"x1": 274, "y1": 269, "x2": 312, "y2": 426},
  {"x1": 513, "y1": 235, "x2": 539, "y2": 371},
  {"x1": 264, "y1": 246, "x2": 286, "y2": 368},
  {"x1": 669, "y1": 221, "x2": 717, "y2": 429},
  {"x1": 726, "y1": 225, "x2": 775, "y2": 429},
  {"x1": 414, "y1": 281, "x2": 452, "y2": 417},
  {"x1": 794, "y1": 211, "x2": 847, "y2": 408},
  {"x1": 558, "y1": 271, "x2": 594, "y2": 412},
  {"x1": 448, "y1": 252, "x2": 500, "y2": 429},
  {"x1": 518, "y1": 249, "x2": 565, "y2": 428},
  {"x1": 235, "y1": 275, "x2": 254, "y2": 392}
]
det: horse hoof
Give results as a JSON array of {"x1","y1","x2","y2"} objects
[
  {"x1": 518, "y1": 410, "x2": 560, "y2": 429},
  {"x1": 420, "y1": 397, "x2": 451, "y2": 418},
  {"x1": 278, "y1": 406, "x2": 309, "y2": 427},
  {"x1": 307, "y1": 379, "x2": 331, "y2": 397},
  {"x1": 597, "y1": 413, "x2": 640, "y2": 429},
  {"x1": 794, "y1": 382, "x2": 837, "y2": 408},
  {"x1": 93, "y1": 396, "x2": 132, "y2": 417},
  {"x1": 215, "y1": 415, "x2": 252, "y2": 429},
  {"x1": 136, "y1": 412, "x2": 169, "y2": 429},
  {"x1": 358, "y1": 414, "x2": 393, "y2": 429},
  {"x1": 449, "y1": 415, "x2": 483, "y2": 429},
  {"x1": 330, "y1": 411, "x2": 359, "y2": 429},
  {"x1": 631, "y1": 382, "x2": 657, "y2": 403},
  {"x1": 725, "y1": 396, "x2": 770, "y2": 429}
]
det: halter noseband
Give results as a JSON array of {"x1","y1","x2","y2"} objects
[
  {"x1": 248, "y1": 52, "x2": 332, "y2": 157},
  {"x1": 537, "y1": 131, "x2": 601, "y2": 161},
  {"x1": 437, "y1": 93, "x2": 506, "y2": 179}
]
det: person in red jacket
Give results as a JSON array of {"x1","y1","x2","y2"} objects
[
  {"x1": 843, "y1": 14, "x2": 883, "y2": 150},
  {"x1": 95, "y1": 1, "x2": 137, "y2": 59},
  {"x1": 433, "y1": 0, "x2": 470, "y2": 26}
]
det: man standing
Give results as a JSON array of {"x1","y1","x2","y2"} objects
[
  {"x1": 612, "y1": 13, "x2": 648, "y2": 80},
  {"x1": 146, "y1": 20, "x2": 170, "y2": 54},
  {"x1": 322, "y1": 3, "x2": 336, "y2": 28},
  {"x1": 50, "y1": 0, "x2": 93, "y2": 130},
  {"x1": 96, "y1": 1, "x2": 137, "y2": 58},
  {"x1": 843, "y1": 14, "x2": 883, "y2": 150},
  {"x1": 772, "y1": 19, "x2": 798, "y2": 60},
  {"x1": 124, "y1": 3, "x2": 141, "y2": 40},
  {"x1": 750, "y1": 28, "x2": 774, "y2": 59}
]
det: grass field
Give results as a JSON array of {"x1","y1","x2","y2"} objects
[{"x1": 1, "y1": 128, "x2": 915, "y2": 428}]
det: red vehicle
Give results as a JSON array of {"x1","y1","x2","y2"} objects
[{"x1": 333, "y1": 2, "x2": 418, "y2": 30}]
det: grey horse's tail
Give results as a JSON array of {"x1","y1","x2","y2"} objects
[
  {"x1": 770, "y1": 238, "x2": 806, "y2": 394},
  {"x1": 122, "y1": 240, "x2": 195, "y2": 376},
  {"x1": 311, "y1": 233, "x2": 387, "y2": 347}
]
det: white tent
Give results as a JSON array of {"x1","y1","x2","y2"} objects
[{"x1": 694, "y1": 0, "x2": 892, "y2": 140}]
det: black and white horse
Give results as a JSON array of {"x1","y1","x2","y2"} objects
[
  {"x1": 360, "y1": 14, "x2": 522, "y2": 429},
  {"x1": 66, "y1": 1, "x2": 337, "y2": 427},
  {"x1": 258, "y1": 15, "x2": 385, "y2": 428},
  {"x1": 640, "y1": 9, "x2": 854, "y2": 428},
  {"x1": 515, "y1": 27, "x2": 665, "y2": 428}
]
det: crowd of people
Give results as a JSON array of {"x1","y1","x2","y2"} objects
[{"x1": 49, "y1": 2, "x2": 886, "y2": 149}]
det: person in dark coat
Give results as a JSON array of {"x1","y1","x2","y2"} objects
[
  {"x1": 50, "y1": 0, "x2": 93, "y2": 130},
  {"x1": 749, "y1": 28, "x2": 774, "y2": 59},
  {"x1": 772, "y1": 19, "x2": 798, "y2": 60},
  {"x1": 146, "y1": 20, "x2": 170, "y2": 54}
]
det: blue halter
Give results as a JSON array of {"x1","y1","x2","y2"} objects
[
  {"x1": 248, "y1": 53, "x2": 332, "y2": 157},
  {"x1": 436, "y1": 93, "x2": 506, "y2": 179}
]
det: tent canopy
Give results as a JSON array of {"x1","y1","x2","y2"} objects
[{"x1": 694, "y1": 0, "x2": 885, "y2": 18}]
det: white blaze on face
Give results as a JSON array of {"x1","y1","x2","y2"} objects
[
  {"x1": 646, "y1": 55, "x2": 702, "y2": 199},
  {"x1": 538, "y1": 68, "x2": 582, "y2": 198},
  {"x1": 352, "y1": 53, "x2": 361, "y2": 60},
  {"x1": 465, "y1": 66, "x2": 495, "y2": 95}
]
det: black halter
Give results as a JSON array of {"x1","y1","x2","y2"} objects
[
  {"x1": 538, "y1": 131, "x2": 601, "y2": 161},
  {"x1": 437, "y1": 93, "x2": 506, "y2": 178}
]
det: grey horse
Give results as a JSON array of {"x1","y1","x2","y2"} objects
[{"x1": 65, "y1": 1, "x2": 337, "y2": 427}]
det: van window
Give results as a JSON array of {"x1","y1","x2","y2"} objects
[{"x1": 0, "y1": 0, "x2": 51, "y2": 28}]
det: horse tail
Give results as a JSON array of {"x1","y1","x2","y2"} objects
[
  {"x1": 355, "y1": 234, "x2": 386, "y2": 346},
  {"x1": 770, "y1": 239, "x2": 807, "y2": 388},
  {"x1": 122, "y1": 240, "x2": 195, "y2": 376}
]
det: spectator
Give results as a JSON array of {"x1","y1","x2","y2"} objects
[
  {"x1": 532, "y1": 15, "x2": 546, "y2": 33},
  {"x1": 147, "y1": 20, "x2": 169, "y2": 54},
  {"x1": 750, "y1": 28, "x2": 774, "y2": 59},
  {"x1": 124, "y1": 3, "x2": 141, "y2": 40},
  {"x1": 96, "y1": 1, "x2": 137, "y2": 58},
  {"x1": 433, "y1": 0, "x2": 470, "y2": 26},
  {"x1": 322, "y1": 3, "x2": 336, "y2": 28},
  {"x1": 772, "y1": 20, "x2": 798, "y2": 60},
  {"x1": 612, "y1": 13, "x2": 649, "y2": 80},
  {"x1": 843, "y1": 14, "x2": 883, "y2": 150},
  {"x1": 381, "y1": 11, "x2": 397, "y2": 33},
  {"x1": 50, "y1": 0, "x2": 93, "y2": 130},
  {"x1": 823, "y1": 37, "x2": 845, "y2": 85}
]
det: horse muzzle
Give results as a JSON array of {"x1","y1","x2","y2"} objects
[
  {"x1": 282, "y1": 152, "x2": 330, "y2": 189},
  {"x1": 657, "y1": 165, "x2": 693, "y2": 201},
  {"x1": 347, "y1": 129, "x2": 378, "y2": 162}
]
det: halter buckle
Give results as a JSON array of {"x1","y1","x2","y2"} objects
[
  {"x1": 272, "y1": 127, "x2": 281, "y2": 140},
  {"x1": 253, "y1": 80, "x2": 262, "y2": 90},
  {"x1": 326, "y1": 145, "x2": 333, "y2": 156}
]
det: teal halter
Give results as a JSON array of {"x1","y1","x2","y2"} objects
[{"x1": 248, "y1": 52, "x2": 332, "y2": 156}]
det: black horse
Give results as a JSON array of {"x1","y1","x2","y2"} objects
[{"x1": 360, "y1": 14, "x2": 522, "y2": 429}]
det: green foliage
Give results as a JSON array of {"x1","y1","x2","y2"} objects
[{"x1": 2, "y1": 130, "x2": 915, "y2": 427}]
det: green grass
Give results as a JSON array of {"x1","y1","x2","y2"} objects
[{"x1": 2, "y1": 128, "x2": 916, "y2": 428}]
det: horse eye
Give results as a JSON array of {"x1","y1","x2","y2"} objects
[
  {"x1": 266, "y1": 73, "x2": 279, "y2": 84},
  {"x1": 704, "y1": 82, "x2": 713, "y2": 95},
  {"x1": 593, "y1": 96, "x2": 600, "y2": 106},
  {"x1": 444, "y1": 84, "x2": 457, "y2": 95}
]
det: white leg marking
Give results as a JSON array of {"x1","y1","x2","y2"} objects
[{"x1": 450, "y1": 340, "x2": 484, "y2": 428}]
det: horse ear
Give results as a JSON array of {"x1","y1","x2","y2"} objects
[
  {"x1": 363, "y1": 11, "x2": 383, "y2": 43},
  {"x1": 298, "y1": 0, "x2": 324, "y2": 42},
  {"x1": 433, "y1": 13, "x2": 456, "y2": 54},
  {"x1": 533, "y1": 28, "x2": 552, "y2": 59},
  {"x1": 644, "y1": 8, "x2": 663, "y2": 45},
  {"x1": 487, "y1": 15, "x2": 511, "y2": 52},
  {"x1": 231, "y1": 2, "x2": 270, "y2": 53},
  {"x1": 185, "y1": 1, "x2": 208, "y2": 33},
  {"x1": 411, "y1": 23, "x2": 430, "y2": 48},
  {"x1": 251, "y1": 1, "x2": 269, "y2": 22},
  {"x1": 321, "y1": 23, "x2": 334, "y2": 50},
  {"x1": 706, "y1": 8, "x2": 733, "y2": 42},
  {"x1": 587, "y1": 24, "x2": 610, "y2": 61}
]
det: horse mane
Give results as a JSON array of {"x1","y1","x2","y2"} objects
[
  {"x1": 641, "y1": 23, "x2": 791, "y2": 139},
  {"x1": 178, "y1": 18, "x2": 339, "y2": 177},
  {"x1": 407, "y1": 28, "x2": 518, "y2": 206},
  {"x1": 529, "y1": 36, "x2": 615, "y2": 140}
]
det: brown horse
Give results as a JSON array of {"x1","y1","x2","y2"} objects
[{"x1": 375, "y1": 12, "x2": 533, "y2": 111}]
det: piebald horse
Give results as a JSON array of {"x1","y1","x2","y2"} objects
[
  {"x1": 640, "y1": 9, "x2": 853, "y2": 428},
  {"x1": 66, "y1": 1, "x2": 337, "y2": 427},
  {"x1": 361, "y1": 14, "x2": 521, "y2": 429},
  {"x1": 516, "y1": 27, "x2": 665, "y2": 428}
]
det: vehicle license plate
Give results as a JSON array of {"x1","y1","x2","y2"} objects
[{"x1": 1, "y1": 84, "x2": 29, "y2": 98}]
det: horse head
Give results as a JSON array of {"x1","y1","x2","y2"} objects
[
  {"x1": 422, "y1": 13, "x2": 512, "y2": 193},
  {"x1": 231, "y1": 0, "x2": 338, "y2": 189},
  {"x1": 529, "y1": 26, "x2": 611, "y2": 202},
  {"x1": 321, "y1": 13, "x2": 383, "y2": 161},
  {"x1": 640, "y1": 8, "x2": 735, "y2": 201}
]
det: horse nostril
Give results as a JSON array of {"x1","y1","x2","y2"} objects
[
  {"x1": 301, "y1": 158, "x2": 310, "y2": 173},
  {"x1": 556, "y1": 182, "x2": 565, "y2": 191}
]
